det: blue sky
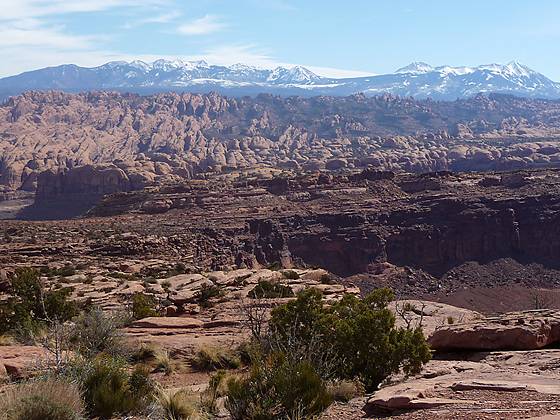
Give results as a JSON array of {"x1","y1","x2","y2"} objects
[{"x1": 1, "y1": 0, "x2": 559, "y2": 80}]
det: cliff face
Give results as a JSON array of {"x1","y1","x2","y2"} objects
[
  {"x1": 35, "y1": 165, "x2": 132, "y2": 201},
  {"x1": 250, "y1": 195, "x2": 560, "y2": 277},
  {"x1": 85, "y1": 168, "x2": 560, "y2": 279},
  {"x1": 3, "y1": 91, "x2": 560, "y2": 196}
]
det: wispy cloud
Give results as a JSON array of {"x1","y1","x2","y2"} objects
[
  {"x1": 177, "y1": 15, "x2": 227, "y2": 36},
  {"x1": 123, "y1": 10, "x2": 181, "y2": 29},
  {"x1": 1, "y1": 0, "x2": 169, "y2": 21},
  {"x1": 0, "y1": 1, "x2": 372, "y2": 80}
]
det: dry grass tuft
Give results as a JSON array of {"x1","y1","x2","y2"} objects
[
  {"x1": 0, "y1": 379, "x2": 84, "y2": 420},
  {"x1": 153, "y1": 387, "x2": 203, "y2": 420}
]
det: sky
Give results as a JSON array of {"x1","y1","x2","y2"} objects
[{"x1": 1, "y1": 0, "x2": 559, "y2": 80}]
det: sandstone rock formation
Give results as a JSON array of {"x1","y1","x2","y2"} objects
[
  {"x1": 2, "y1": 91, "x2": 560, "y2": 198},
  {"x1": 429, "y1": 310, "x2": 560, "y2": 351}
]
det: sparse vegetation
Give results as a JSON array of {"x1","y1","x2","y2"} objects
[
  {"x1": 131, "y1": 293, "x2": 159, "y2": 319},
  {"x1": 225, "y1": 355, "x2": 332, "y2": 420},
  {"x1": 248, "y1": 280, "x2": 294, "y2": 299},
  {"x1": 328, "y1": 380, "x2": 363, "y2": 402},
  {"x1": 269, "y1": 288, "x2": 431, "y2": 392},
  {"x1": 69, "y1": 355, "x2": 154, "y2": 419},
  {"x1": 192, "y1": 346, "x2": 241, "y2": 371},
  {"x1": 320, "y1": 273, "x2": 335, "y2": 285},
  {"x1": 106, "y1": 272, "x2": 138, "y2": 281},
  {"x1": 281, "y1": 269, "x2": 300, "y2": 280},
  {"x1": 132, "y1": 342, "x2": 158, "y2": 362},
  {"x1": 153, "y1": 350, "x2": 174, "y2": 375},
  {"x1": 0, "y1": 268, "x2": 78, "y2": 336},
  {"x1": 0, "y1": 379, "x2": 84, "y2": 420},
  {"x1": 41, "y1": 266, "x2": 77, "y2": 278},
  {"x1": 70, "y1": 308, "x2": 128, "y2": 358},
  {"x1": 195, "y1": 283, "x2": 223, "y2": 308},
  {"x1": 153, "y1": 387, "x2": 202, "y2": 420},
  {"x1": 226, "y1": 287, "x2": 431, "y2": 418},
  {"x1": 200, "y1": 370, "x2": 227, "y2": 415}
]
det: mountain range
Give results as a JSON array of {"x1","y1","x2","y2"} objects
[{"x1": 0, "y1": 60, "x2": 559, "y2": 101}]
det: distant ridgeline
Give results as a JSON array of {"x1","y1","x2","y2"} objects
[{"x1": 0, "y1": 60, "x2": 559, "y2": 100}]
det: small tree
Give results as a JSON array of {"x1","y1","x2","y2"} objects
[
  {"x1": 0, "y1": 268, "x2": 77, "y2": 336},
  {"x1": 268, "y1": 288, "x2": 431, "y2": 392},
  {"x1": 131, "y1": 293, "x2": 159, "y2": 319}
]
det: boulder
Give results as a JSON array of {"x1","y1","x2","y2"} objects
[
  {"x1": 367, "y1": 385, "x2": 472, "y2": 411},
  {"x1": 0, "y1": 346, "x2": 48, "y2": 379},
  {"x1": 390, "y1": 300, "x2": 482, "y2": 337},
  {"x1": 428, "y1": 310, "x2": 560, "y2": 351}
]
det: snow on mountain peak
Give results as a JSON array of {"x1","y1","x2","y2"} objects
[
  {"x1": 477, "y1": 62, "x2": 536, "y2": 78},
  {"x1": 129, "y1": 60, "x2": 151, "y2": 71},
  {"x1": 395, "y1": 62, "x2": 434, "y2": 74},
  {"x1": 504, "y1": 61, "x2": 534, "y2": 77},
  {"x1": 3, "y1": 58, "x2": 558, "y2": 101},
  {"x1": 266, "y1": 66, "x2": 321, "y2": 84}
]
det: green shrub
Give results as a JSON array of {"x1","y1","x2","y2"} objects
[
  {"x1": 41, "y1": 266, "x2": 76, "y2": 278},
  {"x1": 107, "y1": 272, "x2": 138, "y2": 281},
  {"x1": 131, "y1": 293, "x2": 159, "y2": 319},
  {"x1": 320, "y1": 273, "x2": 335, "y2": 285},
  {"x1": 153, "y1": 350, "x2": 174, "y2": 375},
  {"x1": 70, "y1": 308, "x2": 127, "y2": 358},
  {"x1": 128, "y1": 365, "x2": 155, "y2": 406},
  {"x1": 225, "y1": 354, "x2": 332, "y2": 420},
  {"x1": 201, "y1": 370, "x2": 227, "y2": 414},
  {"x1": 0, "y1": 268, "x2": 78, "y2": 335},
  {"x1": 195, "y1": 284, "x2": 224, "y2": 308},
  {"x1": 281, "y1": 270, "x2": 300, "y2": 280},
  {"x1": 267, "y1": 262, "x2": 282, "y2": 271},
  {"x1": 192, "y1": 346, "x2": 241, "y2": 371},
  {"x1": 0, "y1": 379, "x2": 84, "y2": 420},
  {"x1": 328, "y1": 380, "x2": 363, "y2": 402},
  {"x1": 269, "y1": 288, "x2": 431, "y2": 392},
  {"x1": 248, "y1": 280, "x2": 294, "y2": 299},
  {"x1": 132, "y1": 342, "x2": 157, "y2": 362},
  {"x1": 153, "y1": 387, "x2": 202, "y2": 420},
  {"x1": 69, "y1": 355, "x2": 154, "y2": 419}
]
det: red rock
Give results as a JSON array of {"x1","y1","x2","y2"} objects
[
  {"x1": 428, "y1": 310, "x2": 560, "y2": 351},
  {"x1": 0, "y1": 346, "x2": 47, "y2": 379},
  {"x1": 130, "y1": 317, "x2": 204, "y2": 329}
]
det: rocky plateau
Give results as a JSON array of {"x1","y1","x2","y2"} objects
[{"x1": 2, "y1": 90, "x2": 560, "y2": 418}]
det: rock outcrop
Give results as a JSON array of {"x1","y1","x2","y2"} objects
[
  {"x1": 428, "y1": 310, "x2": 560, "y2": 351},
  {"x1": 35, "y1": 164, "x2": 132, "y2": 201}
]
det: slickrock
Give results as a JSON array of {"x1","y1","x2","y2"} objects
[
  {"x1": 129, "y1": 317, "x2": 204, "y2": 329},
  {"x1": 0, "y1": 346, "x2": 48, "y2": 379},
  {"x1": 365, "y1": 349, "x2": 560, "y2": 416},
  {"x1": 428, "y1": 310, "x2": 560, "y2": 351},
  {"x1": 390, "y1": 300, "x2": 482, "y2": 336}
]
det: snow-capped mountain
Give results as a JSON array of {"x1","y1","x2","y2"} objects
[
  {"x1": 0, "y1": 60, "x2": 559, "y2": 100},
  {"x1": 367, "y1": 61, "x2": 560, "y2": 99}
]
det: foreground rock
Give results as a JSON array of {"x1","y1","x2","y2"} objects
[
  {"x1": 365, "y1": 350, "x2": 560, "y2": 418},
  {"x1": 0, "y1": 346, "x2": 48, "y2": 380},
  {"x1": 429, "y1": 309, "x2": 560, "y2": 351},
  {"x1": 390, "y1": 300, "x2": 482, "y2": 337}
]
